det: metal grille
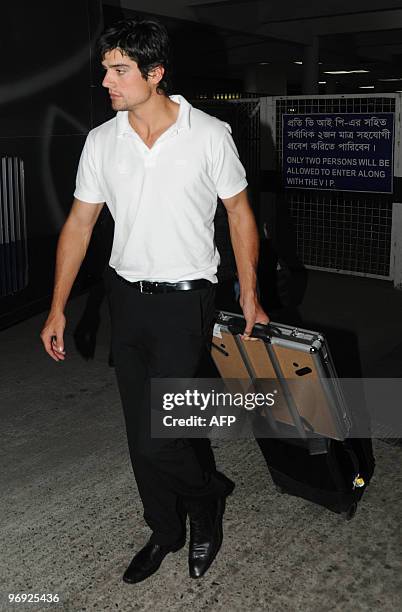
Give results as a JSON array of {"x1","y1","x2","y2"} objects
[
  {"x1": 289, "y1": 192, "x2": 392, "y2": 276},
  {"x1": 0, "y1": 157, "x2": 28, "y2": 296},
  {"x1": 275, "y1": 96, "x2": 396, "y2": 278}
]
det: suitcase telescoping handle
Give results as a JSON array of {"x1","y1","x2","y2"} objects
[{"x1": 226, "y1": 317, "x2": 283, "y2": 340}]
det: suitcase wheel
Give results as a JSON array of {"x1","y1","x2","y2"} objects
[{"x1": 342, "y1": 502, "x2": 357, "y2": 521}]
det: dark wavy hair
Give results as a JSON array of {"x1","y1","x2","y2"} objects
[{"x1": 97, "y1": 18, "x2": 171, "y2": 95}]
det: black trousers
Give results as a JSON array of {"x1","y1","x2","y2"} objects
[{"x1": 108, "y1": 268, "x2": 233, "y2": 545}]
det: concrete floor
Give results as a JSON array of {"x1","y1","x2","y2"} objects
[{"x1": 1, "y1": 270, "x2": 402, "y2": 611}]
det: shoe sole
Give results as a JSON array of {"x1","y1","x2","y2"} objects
[{"x1": 123, "y1": 538, "x2": 186, "y2": 584}]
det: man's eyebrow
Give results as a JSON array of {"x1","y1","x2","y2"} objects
[{"x1": 101, "y1": 62, "x2": 131, "y2": 69}]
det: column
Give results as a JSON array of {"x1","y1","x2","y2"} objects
[{"x1": 302, "y1": 36, "x2": 319, "y2": 95}]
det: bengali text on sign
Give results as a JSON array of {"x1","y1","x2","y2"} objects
[{"x1": 282, "y1": 113, "x2": 394, "y2": 193}]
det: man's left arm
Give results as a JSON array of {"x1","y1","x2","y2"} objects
[{"x1": 221, "y1": 188, "x2": 269, "y2": 336}]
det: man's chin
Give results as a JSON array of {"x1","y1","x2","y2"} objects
[{"x1": 111, "y1": 99, "x2": 126, "y2": 111}]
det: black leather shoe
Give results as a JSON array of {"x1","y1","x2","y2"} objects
[
  {"x1": 187, "y1": 497, "x2": 226, "y2": 579},
  {"x1": 122, "y1": 537, "x2": 185, "y2": 584}
]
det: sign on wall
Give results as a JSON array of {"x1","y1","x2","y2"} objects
[{"x1": 282, "y1": 113, "x2": 394, "y2": 193}]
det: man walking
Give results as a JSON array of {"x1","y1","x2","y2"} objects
[{"x1": 40, "y1": 18, "x2": 268, "y2": 583}]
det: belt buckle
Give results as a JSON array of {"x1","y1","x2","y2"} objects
[{"x1": 139, "y1": 281, "x2": 153, "y2": 294}]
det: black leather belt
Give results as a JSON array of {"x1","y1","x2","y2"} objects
[{"x1": 117, "y1": 274, "x2": 212, "y2": 294}]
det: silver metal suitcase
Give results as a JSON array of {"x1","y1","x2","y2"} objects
[
  {"x1": 211, "y1": 310, "x2": 352, "y2": 441},
  {"x1": 210, "y1": 311, "x2": 375, "y2": 519}
]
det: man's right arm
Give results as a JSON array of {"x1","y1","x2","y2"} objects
[{"x1": 40, "y1": 198, "x2": 104, "y2": 361}]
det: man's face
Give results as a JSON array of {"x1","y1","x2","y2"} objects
[{"x1": 101, "y1": 48, "x2": 159, "y2": 111}]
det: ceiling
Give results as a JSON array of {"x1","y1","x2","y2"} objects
[{"x1": 103, "y1": 0, "x2": 402, "y2": 93}]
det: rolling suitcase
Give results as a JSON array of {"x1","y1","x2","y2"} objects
[{"x1": 211, "y1": 311, "x2": 375, "y2": 519}]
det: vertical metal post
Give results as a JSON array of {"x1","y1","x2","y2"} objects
[{"x1": 391, "y1": 202, "x2": 402, "y2": 289}]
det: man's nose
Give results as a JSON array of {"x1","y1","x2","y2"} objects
[{"x1": 102, "y1": 71, "x2": 113, "y2": 88}]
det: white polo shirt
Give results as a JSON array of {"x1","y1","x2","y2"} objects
[{"x1": 74, "y1": 95, "x2": 248, "y2": 283}]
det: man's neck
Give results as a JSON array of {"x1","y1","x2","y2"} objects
[{"x1": 127, "y1": 94, "x2": 180, "y2": 141}]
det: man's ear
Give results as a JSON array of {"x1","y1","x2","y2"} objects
[{"x1": 148, "y1": 65, "x2": 165, "y2": 86}]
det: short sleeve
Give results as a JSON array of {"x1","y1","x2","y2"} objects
[
  {"x1": 211, "y1": 125, "x2": 248, "y2": 200},
  {"x1": 73, "y1": 132, "x2": 105, "y2": 203}
]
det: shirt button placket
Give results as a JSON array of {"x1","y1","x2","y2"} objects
[{"x1": 145, "y1": 145, "x2": 158, "y2": 168}]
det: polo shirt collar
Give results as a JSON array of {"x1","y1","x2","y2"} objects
[
  {"x1": 116, "y1": 94, "x2": 192, "y2": 138},
  {"x1": 169, "y1": 94, "x2": 191, "y2": 132},
  {"x1": 116, "y1": 111, "x2": 131, "y2": 138}
]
